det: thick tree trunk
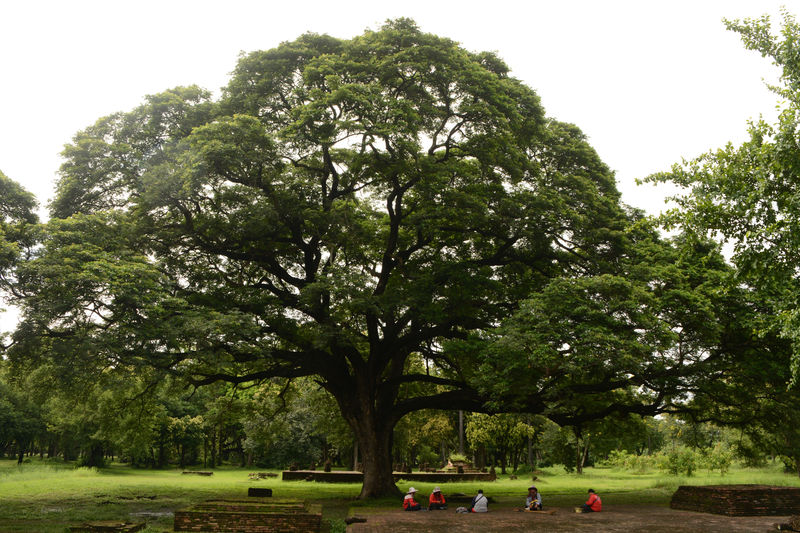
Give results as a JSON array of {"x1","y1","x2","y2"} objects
[
  {"x1": 83, "y1": 442, "x2": 105, "y2": 467},
  {"x1": 209, "y1": 432, "x2": 217, "y2": 469},
  {"x1": 353, "y1": 416, "x2": 400, "y2": 499},
  {"x1": 477, "y1": 444, "x2": 486, "y2": 469}
]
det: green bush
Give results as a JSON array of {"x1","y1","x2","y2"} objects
[
  {"x1": 702, "y1": 443, "x2": 733, "y2": 475},
  {"x1": 659, "y1": 446, "x2": 700, "y2": 476},
  {"x1": 601, "y1": 450, "x2": 656, "y2": 473},
  {"x1": 513, "y1": 464, "x2": 532, "y2": 475},
  {"x1": 416, "y1": 445, "x2": 439, "y2": 466}
]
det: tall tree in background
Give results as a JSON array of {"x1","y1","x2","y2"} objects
[
  {"x1": 8, "y1": 20, "x2": 729, "y2": 496},
  {"x1": 644, "y1": 12, "x2": 800, "y2": 474},
  {"x1": 0, "y1": 170, "x2": 37, "y2": 349},
  {"x1": 647, "y1": 11, "x2": 800, "y2": 374}
]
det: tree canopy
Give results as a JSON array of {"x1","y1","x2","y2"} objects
[
  {"x1": 6, "y1": 19, "x2": 744, "y2": 497},
  {"x1": 647, "y1": 11, "x2": 800, "y2": 376},
  {"x1": 645, "y1": 11, "x2": 800, "y2": 474},
  {"x1": 0, "y1": 170, "x2": 37, "y2": 349}
]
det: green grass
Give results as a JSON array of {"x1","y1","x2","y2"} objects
[{"x1": 1, "y1": 459, "x2": 799, "y2": 532}]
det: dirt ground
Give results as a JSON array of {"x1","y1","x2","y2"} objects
[{"x1": 347, "y1": 505, "x2": 789, "y2": 532}]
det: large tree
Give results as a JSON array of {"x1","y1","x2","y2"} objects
[{"x1": 8, "y1": 20, "x2": 728, "y2": 496}]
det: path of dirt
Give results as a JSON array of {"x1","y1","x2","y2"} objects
[{"x1": 347, "y1": 505, "x2": 788, "y2": 532}]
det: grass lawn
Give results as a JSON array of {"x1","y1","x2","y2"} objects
[{"x1": 1, "y1": 459, "x2": 799, "y2": 532}]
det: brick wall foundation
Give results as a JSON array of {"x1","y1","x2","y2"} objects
[
  {"x1": 670, "y1": 485, "x2": 800, "y2": 516},
  {"x1": 174, "y1": 499, "x2": 321, "y2": 532}
]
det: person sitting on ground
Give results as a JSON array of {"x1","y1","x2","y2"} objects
[
  {"x1": 470, "y1": 488, "x2": 488, "y2": 513},
  {"x1": 428, "y1": 486, "x2": 447, "y2": 510},
  {"x1": 403, "y1": 487, "x2": 422, "y2": 511},
  {"x1": 581, "y1": 488, "x2": 602, "y2": 513},
  {"x1": 525, "y1": 485, "x2": 542, "y2": 511}
]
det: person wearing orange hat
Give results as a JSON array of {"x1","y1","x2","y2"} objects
[{"x1": 428, "y1": 486, "x2": 447, "y2": 510}]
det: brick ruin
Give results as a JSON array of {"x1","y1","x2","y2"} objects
[
  {"x1": 670, "y1": 485, "x2": 800, "y2": 516},
  {"x1": 174, "y1": 498, "x2": 321, "y2": 533}
]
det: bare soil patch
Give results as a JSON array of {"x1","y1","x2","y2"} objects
[{"x1": 347, "y1": 505, "x2": 789, "y2": 532}]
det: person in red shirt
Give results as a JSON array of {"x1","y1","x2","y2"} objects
[
  {"x1": 428, "y1": 486, "x2": 447, "y2": 510},
  {"x1": 403, "y1": 487, "x2": 422, "y2": 511},
  {"x1": 581, "y1": 489, "x2": 602, "y2": 512}
]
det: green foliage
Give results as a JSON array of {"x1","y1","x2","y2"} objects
[
  {"x1": 448, "y1": 453, "x2": 468, "y2": 463},
  {"x1": 0, "y1": 171, "x2": 38, "y2": 349},
  {"x1": 603, "y1": 450, "x2": 658, "y2": 474},
  {"x1": 658, "y1": 446, "x2": 700, "y2": 477},
  {"x1": 646, "y1": 11, "x2": 800, "y2": 379},
  {"x1": 0, "y1": 372, "x2": 45, "y2": 460},
  {"x1": 702, "y1": 443, "x2": 734, "y2": 476},
  {"x1": 242, "y1": 378, "x2": 348, "y2": 468},
  {"x1": 415, "y1": 444, "x2": 440, "y2": 466}
]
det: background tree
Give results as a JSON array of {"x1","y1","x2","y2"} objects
[
  {"x1": 466, "y1": 413, "x2": 533, "y2": 474},
  {"x1": 646, "y1": 11, "x2": 800, "y2": 374},
  {"x1": 644, "y1": 11, "x2": 800, "y2": 476},
  {"x1": 0, "y1": 364, "x2": 45, "y2": 463},
  {"x1": 0, "y1": 170, "x2": 37, "y2": 351}
]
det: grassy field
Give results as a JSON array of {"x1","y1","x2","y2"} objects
[{"x1": 1, "y1": 459, "x2": 799, "y2": 532}]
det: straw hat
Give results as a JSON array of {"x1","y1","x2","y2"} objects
[
  {"x1": 433, "y1": 486, "x2": 441, "y2": 492},
  {"x1": 408, "y1": 487, "x2": 417, "y2": 493}
]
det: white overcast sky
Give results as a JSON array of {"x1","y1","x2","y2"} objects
[{"x1": 0, "y1": 0, "x2": 794, "y2": 332}]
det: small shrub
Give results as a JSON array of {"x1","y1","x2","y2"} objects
[
  {"x1": 513, "y1": 464, "x2": 532, "y2": 475},
  {"x1": 702, "y1": 443, "x2": 733, "y2": 475},
  {"x1": 658, "y1": 446, "x2": 700, "y2": 476},
  {"x1": 416, "y1": 445, "x2": 439, "y2": 467}
]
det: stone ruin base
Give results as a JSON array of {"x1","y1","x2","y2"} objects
[
  {"x1": 671, "y1": 485, "x2": 800, "y2": 516},
  {"x1": 68, "y1": 522, "x2": 145, "y2": 532},
  {"x1": 174, "y1": 498, "x2": 321, "y2": 532}
]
